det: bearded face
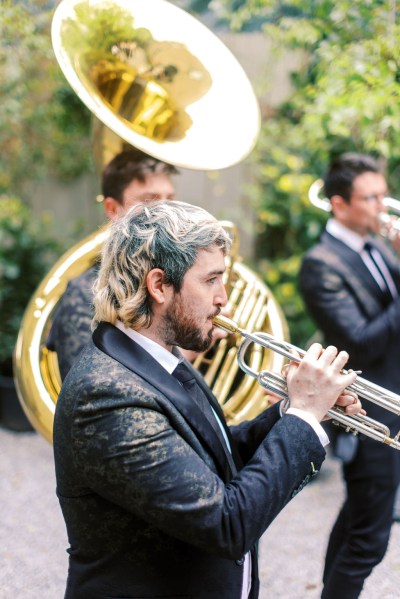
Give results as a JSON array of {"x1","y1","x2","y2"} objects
[
  {"x1": 158, "y1": 247, "x2": 227, "y2": 353},
  {"x1": 162, "y1": 292, "x2": 219, "y2": 352}
]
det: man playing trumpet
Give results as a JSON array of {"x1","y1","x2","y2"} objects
[
  {"x1": 53, "y1": 200, "x2": 362, "y2": 599},
  {"x1": 300, "y1": 153, "x2": 400, "y2": 599}
]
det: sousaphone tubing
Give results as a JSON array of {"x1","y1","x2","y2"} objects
[{"x1": 14, "y1": 0, "x2": 288, "y2": 443}]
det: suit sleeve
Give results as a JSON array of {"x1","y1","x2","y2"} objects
[
  {"x1": 299, "y1": 254, "x2": 400, "y2": 366},
  {"x1": 229, "y1": 402, "x2": 282, "y2": 463},
  {"x1": 47, "y1": 272, "x2": 96, "y2": 380},
  {"x1": 63, "y1": 390, "x2": 325, "y2": 561}
]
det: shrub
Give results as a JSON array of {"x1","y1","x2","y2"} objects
[{"x1": 0, "y1": 195, "x2": 63, "y2": 375}]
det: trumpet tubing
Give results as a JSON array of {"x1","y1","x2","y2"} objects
[
  {"x1": 214, "y1": 315, "x2": 400, "y2": 450},
  {"x1": 378, "y1": 209, "x2": 400, "y2": 240}
]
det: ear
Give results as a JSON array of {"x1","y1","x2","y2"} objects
[
  {"x1": 330, "y1": 194, "x2": 349, "y2": 219},
  {"x1": 104, "y1": 197, "x2": 124, "y2": 221},
  {"x1": 146, "y1": 269, "x2": 172, "y2": 305}
]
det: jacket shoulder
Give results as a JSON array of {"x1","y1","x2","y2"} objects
[{"x1": 60, "y1": 341, "x2": 159, "y2": 404}]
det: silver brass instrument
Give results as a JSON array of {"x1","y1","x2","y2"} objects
[
  {"x1": 309, "y1": 178, "x2": 400, "y2": 240},
  {"x1": 215, "y1": 314, "x2": 400, "y2": 450}
]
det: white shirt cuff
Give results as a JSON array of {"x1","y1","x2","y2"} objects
[{"x1": 286, "y1": 407, "x2": 330, "y2": 447}]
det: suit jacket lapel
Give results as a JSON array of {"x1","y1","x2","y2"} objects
[
  {"x1": 369, "y1": 237, "x2": 400, "y2": 295},
  {"x1": 322, "y1": 232, "x2": 387, "y2": 316},
  {"x1": 92, "y1": 322, "x2": 234, "y2": 481}
]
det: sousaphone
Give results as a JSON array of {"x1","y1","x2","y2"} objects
[{"x1": 14, "y1": 0, "x2": 288, "y2": 443}]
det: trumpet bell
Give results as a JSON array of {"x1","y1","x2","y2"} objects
[{"x1": 52, "y1": 0, "x2": 260, "y2": 170}]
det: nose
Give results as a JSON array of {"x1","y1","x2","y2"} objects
[
  {"x1": 376, "y1": 199, "x2": 387, "y2": 220},
  {"x1": 215, "y1": 281, "x2": 228, "y2": 307},
  {"x1": 377, "y1": 195, "x2": 386, "y2": 208}
]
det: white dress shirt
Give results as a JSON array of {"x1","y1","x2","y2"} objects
[{"x1": 326, "y1": 218, "x2": 398, "y2": 297}]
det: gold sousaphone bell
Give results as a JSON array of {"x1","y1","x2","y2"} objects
[{"x1": 14, "y1": 0, "x2": 288, "y2": 443}]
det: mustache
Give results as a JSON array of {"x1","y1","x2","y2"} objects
[{"x1": 210, "y1": 307, "x2": 221, "y2": 320}]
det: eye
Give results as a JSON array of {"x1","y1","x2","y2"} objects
[
  {"x1": 143, "y1": 193, "x2": 160, "y2": 202},
  {"x1": 207, "y1": 277, "x2": 217, "y2": 285}
]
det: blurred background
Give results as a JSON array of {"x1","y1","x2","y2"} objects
[{"x1": 1, "y1": 0, "x2": 400, "y2": 595}]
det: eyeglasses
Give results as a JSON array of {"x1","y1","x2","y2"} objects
[{"x1": 352, "y1": 192, "x2": 388, "y2": 204}]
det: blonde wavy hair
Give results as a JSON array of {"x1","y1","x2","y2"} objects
[{"x1": 93, "y1": 201, "x2": 231, "y2": 330}]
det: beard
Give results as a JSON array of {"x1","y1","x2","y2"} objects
[{"x1": 161, "y1": 295, "x2": 218, "y2": 353}]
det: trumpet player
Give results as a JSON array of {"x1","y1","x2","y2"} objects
[
  {"x1": 53, "y1": 201, "x2": 363, "y2": 599},
  {"x1": 300, "y1": 152, "x2": 400, "y2": 599}
]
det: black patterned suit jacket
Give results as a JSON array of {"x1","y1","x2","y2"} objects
[
  {"x1": 54, "y1": 322, "x2": 326, "y2": 599},
  {"x1": 299, "y1": 231, "x2": 400, "y2": 483}
]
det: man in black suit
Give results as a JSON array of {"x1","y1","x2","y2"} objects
[
  {"x1": 54, "y1": 200, "x2": 362, "y2": 599},
  {"x1": 47, "y1": 148, "x2": 178, "y2": 380},
  {"x1": 299, "y1": 153, "x2": 400, "y2": 599}
]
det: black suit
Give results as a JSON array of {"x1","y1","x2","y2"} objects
[
  {"x1": 54, "y1": 323, "x2": 325, "y2": 599},
  {"x1": 299, "y1": 230, "x2": 400, "y2": 598}
]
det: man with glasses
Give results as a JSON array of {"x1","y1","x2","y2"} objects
[{"x1": 299, "y1": 153, "x2": 400, "y2": 598}]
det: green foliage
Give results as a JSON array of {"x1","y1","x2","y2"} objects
[
  {"x1": 61, "y1": 0, "x2": 152, "y2": 56},
  {"x1": 197, "y1": 0, "x2": 305, "y2": 31},
  {"x1": 209, "y1": 1, "x2": 400, "y2": 345},
  {"x1": 0, "y1": 0, "x2": 92, "y2": 195},
  {"x1": 0, "y1": 195, "x2": 64, "y2": 374}
]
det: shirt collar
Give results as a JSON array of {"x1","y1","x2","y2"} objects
[
  {"x1": 326, "y1": 218, "x2": 366, "y2": 253},
  {"x1": 115, "y1": 320, "x2": 180, "y2": 374}
]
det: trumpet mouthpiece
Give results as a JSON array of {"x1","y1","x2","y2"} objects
[{"x1": 213, "y1": 314, "x2": 240, "y2": 334}]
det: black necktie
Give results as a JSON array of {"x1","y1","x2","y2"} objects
[
  {"x1": 363, "y1": 241, "x2": 398, "y2": 300},
  {"x1": 172, "y1": 361, "x2": 237, "y2": 474}
]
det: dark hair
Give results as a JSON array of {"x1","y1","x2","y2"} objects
[
  {"x1": 324, "y1": 153, "x2": 383, "y2": 203},
  {"x1": 101, "y1": 148, "x2": 179, "y2": 203}
]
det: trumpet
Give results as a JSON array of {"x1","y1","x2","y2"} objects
[
  {"x1": 309, "y1": 179, "x2": 400, "y2": 240},
  {"x1": 214, "y1": 314, "x2": 400, "y2": 450}
]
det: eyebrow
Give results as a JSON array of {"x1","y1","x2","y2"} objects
[
  {"x1": 125, "y1": 192, "x2": 175, "y2": 201},
  {"x1": 205, "y1": 269, "x2": 225, "y2": 277},
  {"x1": 132, "y1": 193, "x2": 159, "y2": 200}
]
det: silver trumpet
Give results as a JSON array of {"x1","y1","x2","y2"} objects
[{"x1": 214, "y1": 314, "x2": 400, "y2": 450}]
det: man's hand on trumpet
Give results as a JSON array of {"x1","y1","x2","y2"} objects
[
  {"x1": 389, "y1": 226, "x2": 400, "y2": 255},
  {"x1": 285, "y1": 343, "x2": 364, "y2": 422}
]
